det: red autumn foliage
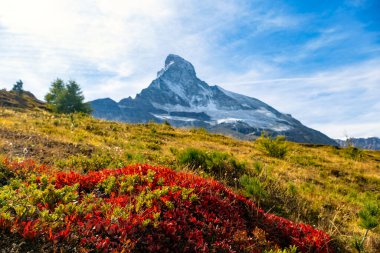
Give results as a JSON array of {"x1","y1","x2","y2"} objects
[{"x1": 0, "y1": 161, "x2": 334, "y2": 252}]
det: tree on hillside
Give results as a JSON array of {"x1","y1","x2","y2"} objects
[
  {"x1": 12, "y1": 80, "x2": 24, "y2": 95},
  {"x1": 45, "y1": 79, "x2": 92, "y2": 114},
  {"x1": 45, "y1": 78, "x2": 65, "y2": 104}
]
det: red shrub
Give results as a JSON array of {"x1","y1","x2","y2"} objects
[{"x1": 2, "y1": 162, "x2": 334, "y2": 252}]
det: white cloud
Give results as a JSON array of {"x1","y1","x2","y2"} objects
[
  {"x1": 0, "y1": 0, "x2": 178, "y2": 97},
  {"x1": 0, "y1": 0, "x2": 378, "y2": 139},
  {"x1": 311, "y1": 122, "x2": 380, "y2": 139},
  {"x1": 0, "y1": 0, "x2": 301, "y2": 101},
  {"x1": 217, "y1": 59, "x2": 380, "y2": 138}
]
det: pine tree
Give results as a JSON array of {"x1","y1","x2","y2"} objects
[
  {"x1": 45, "y1": 79, "x2": 91, "y2": 114},
  {"x1": 45, "y1": 78, "x2": 65, "y2": 104},
  {"x1": 12, "y1": 80, "x2": 23, "y2": 95}
]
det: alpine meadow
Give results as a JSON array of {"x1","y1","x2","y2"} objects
[{"x1": 0, "y1": 1, "x2": 379, "y2": 252}]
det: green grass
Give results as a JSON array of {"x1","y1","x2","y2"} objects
[{"x1": 0, "y1": 108, "x2": 379, "y2": 252}]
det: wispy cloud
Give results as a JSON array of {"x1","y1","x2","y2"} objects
[
  {"x1": 0, "y1": 0, "x2": 181, "y2": 94},
  {"x1": 218, "y1": 59, "x2": 380, "y2": 138},
  {"x1": 0, "y1": 0, "x2": 299, "y2": 100},
  {"x1": 0, "y1": 0, "x2": 379, "y2": 138}
]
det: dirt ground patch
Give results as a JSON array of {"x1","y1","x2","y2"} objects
[{"x1": 0, "y1": 127, "x2": 95, "y2": 164}]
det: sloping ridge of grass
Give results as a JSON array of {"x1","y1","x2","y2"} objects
[{"x1": 0, "y1": 89, "x2": 48, "y2": 110}]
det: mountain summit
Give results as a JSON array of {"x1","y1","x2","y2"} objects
[
  {"x1": 91, "y1": 54, "x2": 336, "y2": 145},
  {"x1": 158, "y1": 54, "x2": 197, "y2": 78}
]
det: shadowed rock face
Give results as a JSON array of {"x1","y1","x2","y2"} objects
[{"x1": 91, "y1": 54, "x2": 337, "y2": 145}]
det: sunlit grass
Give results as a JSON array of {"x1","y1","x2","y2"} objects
[{"x1": 0, "y1": 108, "x2": 379, "y2": 251}]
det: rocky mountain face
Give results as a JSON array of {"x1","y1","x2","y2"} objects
[
  {"x1": 336, "y1": 137, "x2": 380, "y2": 150},
  {"x1": 91, "y1": 54, "x2": 337, "y2": 145}
]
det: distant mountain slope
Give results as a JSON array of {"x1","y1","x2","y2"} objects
[
  {"x1": 336, "y1": 137, "x2": 380, "y2": 150},
  {"x1": 91, "y1": 54, "x2": 337, "y2": 145},
  {"x1": 0, "y1": 89, "x2": 47, "y2": 110}
]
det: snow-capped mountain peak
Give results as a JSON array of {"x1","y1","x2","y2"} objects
[
  {"x1": 150, "y1": 54, "x2": 213, "y2": 108},
  {"x1": 91, "y1": 54, "x2": 337, "y2": 145},
  {"x1": 156, "y1": 54, "x2": 197, "y2": 79}
]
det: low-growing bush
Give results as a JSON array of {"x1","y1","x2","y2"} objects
[
  {"x1": 56, "y1": 150, "x2": 129, "y2": 172},
  {"x1": 177, "y1": 148, "x2": 207, "y2": 169},
  {"x1": 177, "y1": 148, "x2": 246, "y2": 182},
  {"x1": 340, "y1": 138, "x2": 364, "y2": 160},
  {"x1": 240, "y1": 174, "x2": 268, "y2": 203},
  {"x1": 0, "y1": 160, "x2": 334, "y2": 252},
  {"x1": 256, "y1": 134, "x2": 288, "y2": 159},
  {"x1": 344, "y1": 146, "x2": 363, "y2": 160}
]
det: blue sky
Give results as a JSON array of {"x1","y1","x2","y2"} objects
[{"x1": 0, "y1": 0, "x2": 379, "y2": 138}]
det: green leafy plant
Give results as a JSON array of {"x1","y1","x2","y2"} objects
[
  {"x1": 239, "y1": 174, "x2": 267, "y2": 203},
  {"x1": 177, "y1": 148, "x2": 246, "y2": 181},
  {"x1": 177, "y1": 148, "x2": 208, "y2": 170},
  {"x1": 354, "y1": 201, "x2": 380, "y2": 252},
  {"x1": 256, "y1": 133, "x2": 288, "y2": 159},
  {"x1": 264, "y1": 245, "x2": 298, "y2": 253}
]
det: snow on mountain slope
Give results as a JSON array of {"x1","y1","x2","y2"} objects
[
  {"x1": 91, "y1": 54, "x2": 337, "y2": 145},
  {"x1": 147, "y1": 55, "x2": 293, "y2": 131}
]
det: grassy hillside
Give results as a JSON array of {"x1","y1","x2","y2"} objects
[
  {"x1": 0, "y1": 90, "x2": 48, "y2": 110},
  {"x1": 0, "y1": 108, "x2": 379, "y2": 252}
]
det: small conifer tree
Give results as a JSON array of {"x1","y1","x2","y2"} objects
[
  {"x1": 45, "y1": 79, "x2": 91, "y2": 114},
  {"x1": 354, "y1": 201, "x2": 379, "y2": 252},
  {"x1": 11, "y1": 80, "x2": 23, "y2": 95}
]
